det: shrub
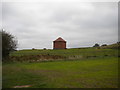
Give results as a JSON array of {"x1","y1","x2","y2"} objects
[{"x1": 1, "y1": 30, "x2": 17, "y2": 59}]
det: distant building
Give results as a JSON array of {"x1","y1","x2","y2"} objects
[{"x1": 53, "y1": 37, "x2": 66, "y2": 49}]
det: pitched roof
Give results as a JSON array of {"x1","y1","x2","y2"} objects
[{"x1": 54, "y1": 37, "x2": 66, "y2": 42}]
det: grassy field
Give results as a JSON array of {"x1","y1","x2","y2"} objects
[
  {"x1": 3, "y1": 57, "x2": 118, "y2": 88},
  {"x1": 3, "y1": 48, "x2": 119, "y2": 88},
  {"x1": 9, "y1": 48, "x2": 118, "y2": 62},
  {"x1": 10, "y1": 48, "x2": 118, "y2": 57}
]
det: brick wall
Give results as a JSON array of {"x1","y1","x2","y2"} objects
[{"x1": 53, "y1": 41, "x2": 66, "y2": 49}]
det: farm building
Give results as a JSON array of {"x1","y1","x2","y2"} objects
[{"x1": 53, "y1": 37, "x2": 66, "y2": 49}]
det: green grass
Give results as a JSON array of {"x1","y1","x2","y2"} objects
[
  {"x1": 3, "y1": 48, "x2": 118, "y2": 88},
  {"x1": 9, "y1": 48, "x2": 118, "y2": 62},
  {"x1": 11, "y1": 48, "x2": 118, "y2": 57},
  {"x1": 3, "y1": 57, "x2": 118, "y2": 88}
]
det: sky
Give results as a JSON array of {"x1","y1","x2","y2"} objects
[{"x1": 1, "y1": 0, "x2": 118, "y2": 50}]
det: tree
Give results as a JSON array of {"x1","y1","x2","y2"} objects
[
  {"x1": 93, "y1": 43, "x2": 100, "y2": 47},
  {"x1": 1, "y1": 30, "x2": 17, "y2": 59}
]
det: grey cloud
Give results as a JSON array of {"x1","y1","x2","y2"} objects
[{"x1": 2, "y1": 2, "x2": 118, "y2": 49}]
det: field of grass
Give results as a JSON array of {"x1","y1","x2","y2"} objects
[
  {"x1": 3, "y1": 48, "x2": 118, "y2": 88},
  {"x1": 3, "y1": 57, "x2": 118, "y2": 88},
  {"x1": 9, "y1": 48, "x2": 118, "y2": 62},
  {"x1": 10, "y1": 48, "x2": 118, "y2": 57}
]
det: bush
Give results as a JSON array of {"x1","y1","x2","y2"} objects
[
  {"x1": 93, "y1": 43, "x2": 100, "y2": 47},
  {"x1": 1, "y1": 30, "x2": 17, "y2": 59},
  {"x1": 101, "y1": 44, "x2": 107, "y2": 47}
]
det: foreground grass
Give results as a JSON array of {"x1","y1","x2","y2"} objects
[{"x1": 3, "y1": 57, "x2": 118, "y2": 88}]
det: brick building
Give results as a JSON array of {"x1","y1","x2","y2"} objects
[{"x1": 53, "y1": 37, "x2": 66, "y2": 49}]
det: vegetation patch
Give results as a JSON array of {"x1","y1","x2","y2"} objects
[{"x1": 9, "y1": 54, "x2": 66, "y2": 62}]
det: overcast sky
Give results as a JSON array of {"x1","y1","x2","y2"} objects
[{"x1": 2, "y1": 1, "x2": 118, "y2": 50}]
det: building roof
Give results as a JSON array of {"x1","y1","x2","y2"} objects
[{"x1": 54, "y1": 37, "x2": 66, "y2": 42}]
